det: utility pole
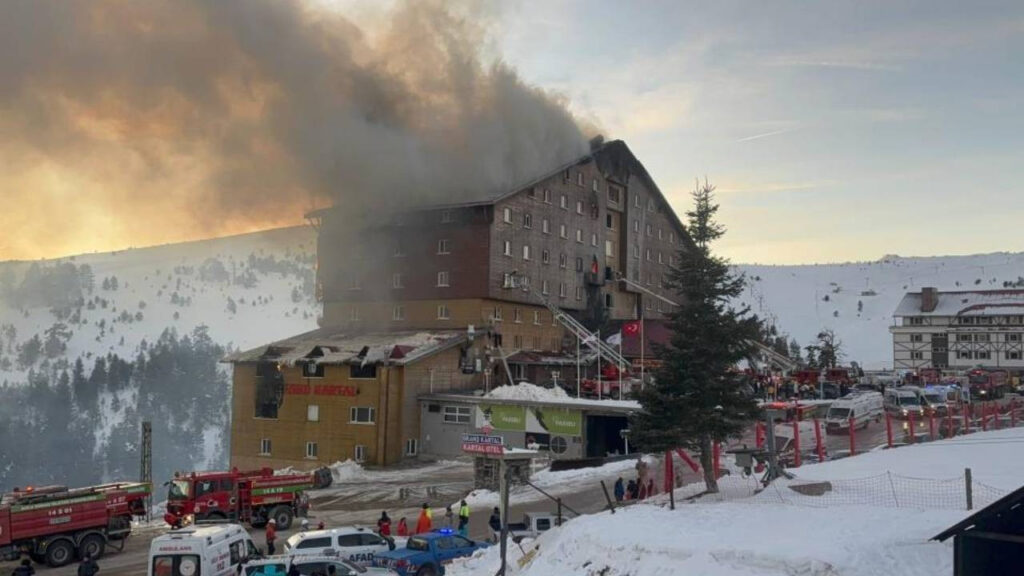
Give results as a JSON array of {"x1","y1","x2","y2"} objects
[{"x1": 141, "y1": 420, "x2": 152, "y2": 522}]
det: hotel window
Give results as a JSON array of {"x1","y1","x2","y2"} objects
[
  {"x1": 542, "y1": 280, "x2": 549, "y2": 295},
  {"x1": 646, "y1": 223, "x2": 653, "y2": 236},
  {"x1": 514, "y1": 307, "x2": 522, "y2": 323},
  {"x1": 533, "y1": 310, "x2": 541, "y2": 325},
  {"x1": 542, "y1": 219, "x2": 550, "y2": 234},
  {"x1": 259, "y1": 438, "x2": 271, "y2": 456},
  {"x1": 393, "y1": 239, "x2": 405, "y2": 257},
  {"x1": 437, "y1": 271, "x2": 450, "y2": 287},
  {"x1": 606, "y1": 214, "x2": 614, "y2": 229},
  {"x1": 575, "y1": 286, "x2": 583, "y2": 300},
  {"x1": 975, "y1": 334, "x2": 990, "y2": 342},
  {"x1": 354, "y1": 445, "x2": 366, "y2": 463},
  {"x1": 1008, "y1": 351, "x2": 1022, "y2": 360},
  {"x1": 576, "y1": 257, "x2": 583, "y2": 272},
  {"x1": 542, "y1": 249, "x2": 550, "y2": 264},
  {"x1": 494, "y1": 306, "x2": 503, "y2": 321},
  {"x1": 633, "y1": 245, "x2": 640, "y2": 259},
  {"x1": 528, "y1": 186, "x2": 537, "y2": 199},
  {"x1": 349, "y1": 307, "x2": 360, "y2": 321},
  {"x1": 658, "y1": 252, "x2": 663, "y2": 263},
  {"x1": 503, "y1": 207, "x2": 512, "y2": 223},
  {"x1": 591, "y1": 233, "x2": 598, "y2": 247},
  {"x1": 305, "y1": 442, "x2": 318, "y2": 459},
  {"x1": 437, "y1": 304, "x2": 450, "y2": 320},
  {"x1": 1008, "y1": 334, "x2": 1022, "y2": 342},
  {"x1": 634, "y1": 194, "x2": 641, "y2": 208},
  {"x1": 577, "y1": 172, "x2": 584, "y2": 186},
  {"x1": 543, "y1": 189, "x2": 551, "y2": 203},
  {"x1": 392, "y1": 273, "x2": 403, "y2": 289},
  {"x1": 911, "y1": 334, "x2": 923, "y2": 342},
  {"x1": 303, "y1": 362, "x2": 325, "y2": 378},
  {"x1": 911, "y1": 352, "x2": 923, "y2": 360},
  {"x1": 392, "y1": 305, "x2": 404, "y2": 321},
  {"x1": 514, "y1": 335, "x2": 524, "y2": 349},
  {"x1": 560, "y1": 195, "x2": 568, "y2": 209},
  {"x1": 606, "y1": 240, "x2": 614, "y2": 257},
  {"x1": 648, "y1": 199, "x2": 655, "y2": 212},
  {"x1": 348, "y1": 276, "x2": 362, "y2": 290},
  {"x1": 647, "y1": 272, "x2": 654, "y2": 285},
  {"x1": 633, "y1": 219, "x2": 639, "y2": 233},
  {"x1": 646, "y1": 249, "x2": 652, "y2": 261},
  {"x1": 669, "y1": 232, "x2": 675, "y2": 244},
  {"x1": 576, "y1": 200, "x2": 584, "y2": 214},
  {"x1": 646, "y1": 301, "x2": 653, "y2": 310},
  {"x1": 958, "y1": 351, "x2": 972, "y2": 360},
  {"x1": 441, "y1": 210, "x2": 453, "y2": 223},
  {"x1": 658, "y1": 228, "x2": 663, "y2": 240},
  {"x1": 350, "y1": 407, "x2": 376, "y2": 424},
  {"x1": 307, "y1": 404, "x2": 320, "y2": 422},
  {"x1": 592, "y1": 179, "x2": 599, "y2": 192},
  {"x1": 559, "y1": 224, "x2": 568, "y2": 238},
  {"x1": 576, "y1": 229, "x2": 583, "y2": 243},
  {"x1": 437, "y1": 239, "x2": 450, "y2": 254},
  {"x1": 503, "y1": 240, "x2": 512, "y2": 257},
  {"x1": 559, "y1": 283, "x2": 567, "y2": 298},
  {"x1": 559, "y1": 253, "x2": 567, "y2": 268},
  {"x1": 502, "y1": 273, "x2": 515, "y2": 288},
  {"x1": 605, "y1": 293, "x2": 613, "y2": 308},
  {"x1": 350, "y1": 364, "x2": 377, "y2": 379},
  {"x1": 523, "y1": 245, "x2": 531, "y2": 260},
  {"x1": 908, "y1": 317, "x2": 924, "y2": 325},
  {"x1": 608, "y1": 186, "x2": 621, "y2": 204},
  {"x1": 976, "y1": 351, "x2": 991, "y2": 360},
  {"x1": 443, "y1": 405, "x2": 472, "y2": 424},
  {"x1": 520, "y1": 275, "x2": 530, "y2": 291},
  {"x1": 405, "y1": 439, "x2": 419, "y2": 456},
  {"x1": 524, "y1": 213, "x2": 532, "y2": 228}
]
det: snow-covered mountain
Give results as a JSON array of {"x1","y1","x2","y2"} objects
[{"x1": 738, "y1": 253, "x2": 1024, "y2": 369}]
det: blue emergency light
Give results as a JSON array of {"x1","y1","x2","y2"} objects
[{"x1": 438, "y1": 528, "x2": 454, "y2": 535}]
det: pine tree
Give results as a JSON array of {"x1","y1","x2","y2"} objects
[{"x1": 630, "y1": 180, "x2": 762, "y2": 493}]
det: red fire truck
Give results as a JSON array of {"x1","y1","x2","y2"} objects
[
  {"x1": 580, "y1": 363, "x2": 635, "y2": 398},
  {"x1": 0, "y1": 482, "x2": 150, "y2": 567},
  {"x1": 967, "y1": 368, "x2": 1010, "y2": 400},
  {"x1": 164, "y1": 467, "x2": 331, "y2": 530}
]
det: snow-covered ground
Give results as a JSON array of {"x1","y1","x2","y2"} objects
[
  {"x1": 448, "y1": 427, "x2": 1024, "y2": 576},
  {"x1": 736, "y1": 252, "x2": 1024, "y2": 369}
]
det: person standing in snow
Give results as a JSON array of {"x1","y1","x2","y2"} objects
[
  {"x1": 12, "y1": 558, "x2": 34, "y2": 576},
  {"x1": 397, "y1": 517, "x2": 409, "y2": 536},
  {"x1": 415, "y1": 503, "x2": 433, "y2": 534},
  {"x1": 613, "y1": 477, "x2": 625, "y2": 502},
  {"x1": 317, "y1": 519, "x2": 325, "y2": 530},
  {"x1": 626, "y1": 479, "x2": 637, "y2": 500},
  {"x1": 265, "y1": 518, "x2": 278, "y2": 555},
  {"x1": 77, "y1": 554, "x2": 99, "y2": 576},
  {"x1": 458, "y1": 500, "x2": 470, "y2": 537},
  {"x1": 638, "y1": 479, "x2": 648, "y2": 500},
  {"x1": 378, "y1": 511, "x2": 392, "y2": 536},
  {"x1": 488, "y1": 507, "x2": 502, "y2": 542}
]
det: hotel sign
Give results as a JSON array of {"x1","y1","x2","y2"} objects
[
  {"x1": 461, "y1": 434, "x2": 505, "y2": 455},
  {"x1": 285, "y1": 384, "x2": 357, "y2": 397}
]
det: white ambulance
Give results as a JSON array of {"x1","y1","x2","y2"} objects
[{"x1": 148, "y1": 523, "x2": 260, "y2": 576}]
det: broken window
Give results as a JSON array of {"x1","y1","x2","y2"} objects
[
  {"x1": 608, "y1": 186, "x2": 621, "y2": 204},
  {"x1": 254, "y1": 362, "x2": 284, "y2": 419}
]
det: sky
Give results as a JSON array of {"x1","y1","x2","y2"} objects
[{"x1": 2, "y1": 0, "x2": 1022, "y2": 265}]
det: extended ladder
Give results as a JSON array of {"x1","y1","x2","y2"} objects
[{"x1": 525, "y1": 287, "x2": 628, "y2": 369}]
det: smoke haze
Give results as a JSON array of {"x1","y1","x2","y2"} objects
[{"x1": 0, "y1": 0, "x2": 589, "y2": 260}]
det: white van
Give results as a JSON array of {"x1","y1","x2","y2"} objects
[
  {"x1": 283, "y1": 526, "x2": 402, "y2": 567},
  {"x1": 149, "y1": 523, "x2": 259, "y2": 576},
  {"x1": 825, "y1": 392, "x2": 883, "y2": 433},
  {"x1": 884, "y1": 387, "x2": 926, "y2": 419}
]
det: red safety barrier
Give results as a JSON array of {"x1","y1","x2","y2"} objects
[
  {"x1": 755, "y1": 422, "x2": 765, "y2": 449},
  {"x1": 886, "y1": 412, "x2": 894, "y2": 448},
  {"x1": 792, "y1": 420, "x2": 801, "y2": 467},
  {"x1": 929, "y1": 413, "x2": 936, "y2": 441},
  {"x1": 981, "y1": 403, "x2": 988, "y2": 431},
  {"x1": 947, "y1": 406, "x2": 955, "y2": 438},
  {"x1": 676, "y1": 449, "x2": 701, "y2": 473},
  {"x1": 813, "y1": 419, "x2": 825, "y2": 463},
  {"x1": 848, "y1": 415, "x2": 856, "y2": 456},
  {"x1": 1012, "y1": 405, "x2": 1018, "y2": 428},
  {"x1": 963, "y1": 403, "x2": 970, "y2": 435},
  {"x1": 908, "y1": 411, "x2": 916, "y2": 444},
  {"x1": 994, "y1": 403, "x2": 1001, "y2": 430}
]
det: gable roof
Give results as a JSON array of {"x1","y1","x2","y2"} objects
[
  {"x1": 223, "y1": 328, "x2": 467, "y2": 367},
  {"x1": 933, "y1": 483, "x2": 1024, "y2": 542},
  {"x1": 895, "y1": 289, "x2": 1024, "y2": 317}
]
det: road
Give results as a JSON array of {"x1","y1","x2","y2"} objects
[{"x1": 0, "y1": 418, "x2": 903, "y2": 576}]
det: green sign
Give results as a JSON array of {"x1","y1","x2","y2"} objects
[
  {"x1": 534, "y1": 408, "x2": 582, "y2": 436},
  {"x1": 483, "y1": 405, "x2": 526, "y2": 431}
]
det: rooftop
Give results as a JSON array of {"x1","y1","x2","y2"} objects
[
  {"x1": 223, "y1": 327, "x2": 467, "y2": 366},
  {"x1": 421, "y1": 382, "x2": 640, "y2": 413},
  {"x1": 894, "y1": 289, "x2": 1024, "y2": 317}
]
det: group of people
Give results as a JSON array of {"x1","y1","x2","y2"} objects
[
  {"x1": 375, "y1": 499, "x2": 472, "y2": 539},
  {"x1": 613, "y1": 476, "x2": 656, "y2": 502},
  {"x1": 10, "y1": 554, "x2": 99, "y2": 576}
]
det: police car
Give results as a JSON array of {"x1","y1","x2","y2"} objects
[
  {"x1": 283, "y1": 526, "x2": 404, "y2": 566},
  {"x1": 242, "y1": 554, "x2": 398, "y2": 576}
]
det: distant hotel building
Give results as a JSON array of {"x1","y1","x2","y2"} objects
[
  {"x1": 227, "y1": 140, "x2": 692, "y2": 469},
  {"x1": 890, "y1": 287, "x2": 1024, "y2": 372}
]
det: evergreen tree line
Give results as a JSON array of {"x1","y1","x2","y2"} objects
[{"x1": 0, "y1": 326, "x2": 230, "y2": 492}]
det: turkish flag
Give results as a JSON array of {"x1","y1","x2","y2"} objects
[{"x1": 623, "y1": 321, "x2": 641, "y2": 336}]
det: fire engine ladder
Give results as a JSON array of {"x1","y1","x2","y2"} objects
[
  {"x1": 238, "y1": 482, "x2": 252, "y2": 523},
  {"x1": 518, "y1": 280, "x2": 628, "y2": 370}
]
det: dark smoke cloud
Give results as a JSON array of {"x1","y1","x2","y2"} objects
[{"x1": 0, "y1": 0, "x2": 589, "y2": 259}]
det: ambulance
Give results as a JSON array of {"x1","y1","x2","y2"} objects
[{"x1": 148, "y1": 523, "x2": 260, "y2": 576}]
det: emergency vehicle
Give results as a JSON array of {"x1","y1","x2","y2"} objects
[
  {"x1": 148, "y1": 523, "x2": 259, "y2": 576},
  {"x1": 242, "y1": 553, "x2": 398, "y2": 575},
  {"x1": 164, "y1": 467, "x2": 329, "y2": 530},
  {"x1": 283, "y1": 526, "x2": 403, "y2": 566},
  {"x1": 0, "y1": 481, "x2": 150, "y2": 567},
  {"x1": 967, "y1": 369, "x2": 1010, "y2": 400},
  {"x1": 825, "y1": 391, "x2": 883, "y2": 433}
]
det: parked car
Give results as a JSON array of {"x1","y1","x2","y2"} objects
[
  {"x1": 283, "y1": 526, "x2": 403, "y2": 567},
  {"x1": 372, "y1": 530, "x2": 490, "y2": 576},
  {"x1": 243, "y1": 554, "x2": 397, "y2": 576},
  {"x1": 495, "y1": 512, "x2": 562, "y2": 543}
]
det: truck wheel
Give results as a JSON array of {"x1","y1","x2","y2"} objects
[
  {"x1": 416, "y1": 565, "x2": 437, "y2": 576},
  {"x1": 44, "y1": 539, "x2": 75, "y2": 567},
  {"x1": 78, "y1": 534, "x2": 106, "y2": 560},
  {"x1": 270, "y1": 506, "x2": 294, "y2": 530}
]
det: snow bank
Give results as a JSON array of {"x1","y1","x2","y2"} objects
[
  {"x1": 486, "y1": 383, "x2": 570, "y2": 402},
  {"x1": 330, "y1": 459, "x2": 368, "y2": 483},
  {"x1": 449, "y1": 502, "x2": 964, "y2": 576}
]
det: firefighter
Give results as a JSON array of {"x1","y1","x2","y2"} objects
[
  {"x1": 415, "y1": 503, "x2": 433, "y2": 534},
  {"x1": 77, "y1": 554, "x2": 99, "y2": 576},
  {"x1": 12, "y1": 558, "x2": 34, "y2": 576},
  {"x1": 266, "y1": 518, "x2": 278, "y2": 555},
  {"x1": 457, "y1": 499, "x2": 470, "y2": 537},
  {"x1": 488, "y1": 507, "x2": 501, "y2": 542}
]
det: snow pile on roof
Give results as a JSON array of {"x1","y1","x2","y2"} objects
[
  {"x1": 485, "y1": 382, "x2": 570, "y2": 402},
  {"x1": 449, "y1": 502, "x2": 964, "y2": 576}
]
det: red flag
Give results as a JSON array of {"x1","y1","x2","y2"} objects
[
  {"x1": 623, "y1": 321, "x2": 641, "y2": 336},
  {"x1": 591, "y1": 257, "x2": 599, "y2": 274}
]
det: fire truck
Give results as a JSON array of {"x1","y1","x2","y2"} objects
[
  {"x1": 579, "y1": 363, "x2": 637, "y2": 398},
  {"x1": 164, "y1": 467, "x2": 331, "y2": 530},
  {"x1": 967, "y1": 368, "x2": 1010, "y2": 400},
  {"x1": 0, "y1": 481, "x2": 150, "y2": 567}
]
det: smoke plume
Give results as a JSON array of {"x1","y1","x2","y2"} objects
[{"x1": 0, "y1": 0, "x2": 589, "y2": 260}]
